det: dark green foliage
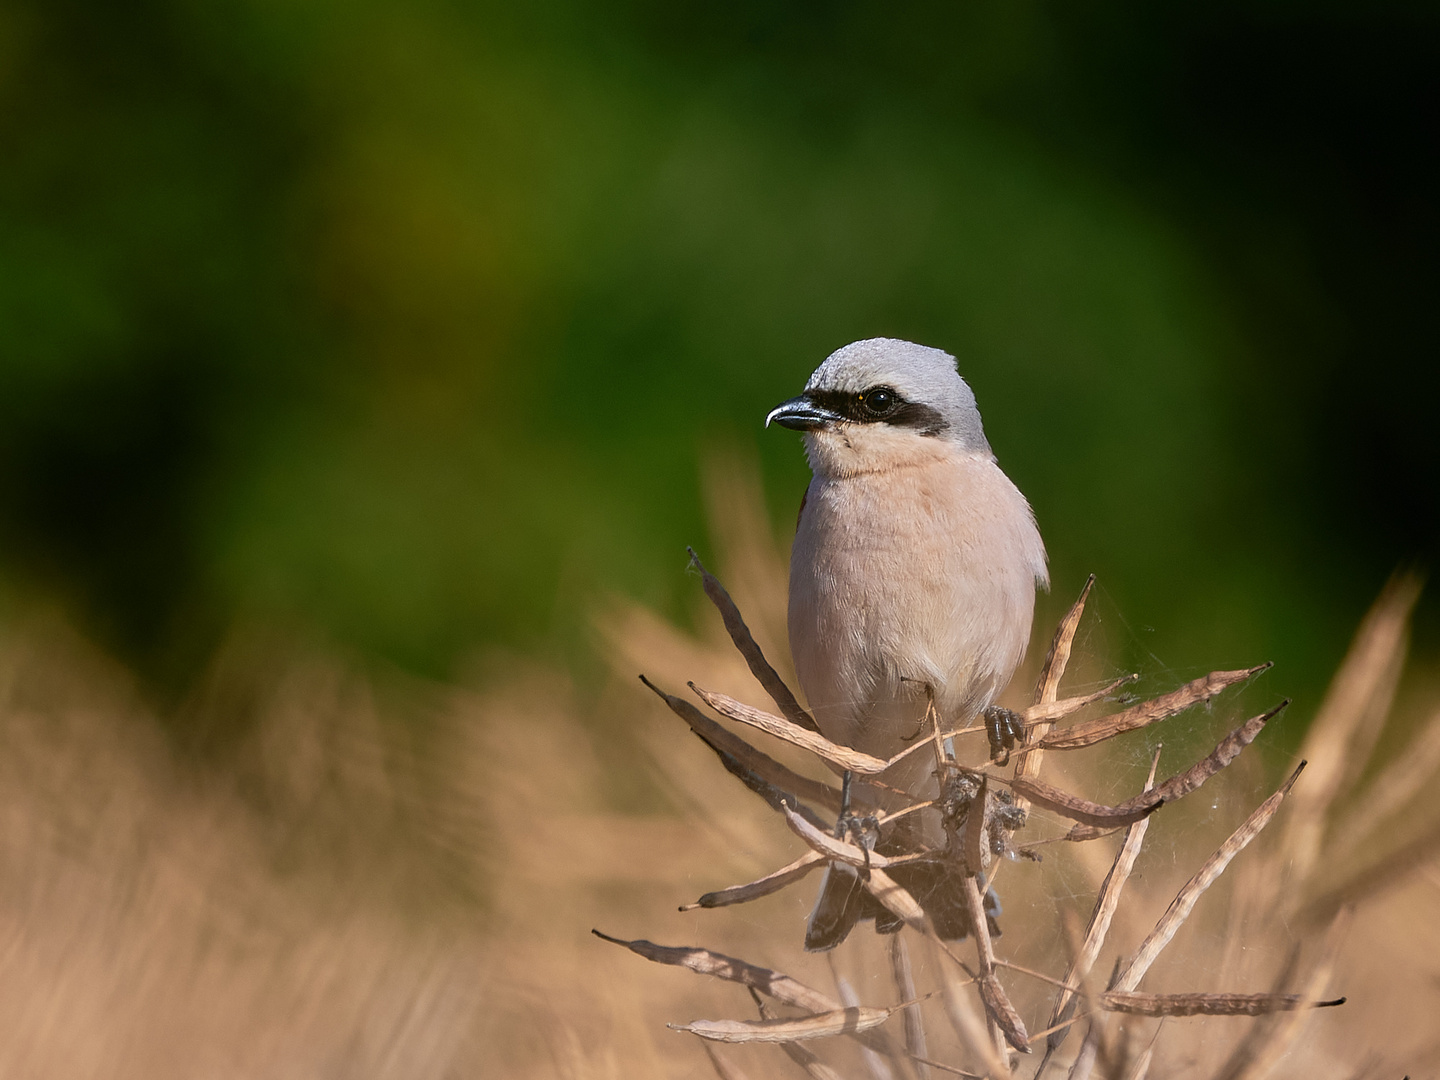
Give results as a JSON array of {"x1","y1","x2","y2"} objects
[{"x1": 0, "y1": 0, "x2": 1433, "y2": 715}]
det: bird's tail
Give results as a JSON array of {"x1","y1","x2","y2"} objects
[
  {"x1": 803, "y1": 857, "x2": 1003, "y2": 951},
  {"x1": 803, "y1": 863, "x2": 866, "y2": 952}
]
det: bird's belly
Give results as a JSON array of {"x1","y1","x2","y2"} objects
[
  {"x1": 788, "y1": 468, "x2": 1033, "y2": 759},
  {"x1": 791, "y1": 541, "x2": 983, "y2": 751}
]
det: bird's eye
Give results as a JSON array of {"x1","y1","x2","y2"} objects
[{"x1": 859, "y1": 388, "x2": 896, "y2": 416}]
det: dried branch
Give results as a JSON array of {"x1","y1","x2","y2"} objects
[
  {"x1": 1018, "y1": 700, "x2": 1287, "y2": 828},
  {"x1": 691, "y1": 685, "x2": 890, "y2": 774},
  {"x1": 599, "y1": 931, "x2": 924, "y2": 1077},
  {"x1": 624, "y1": 551, "x2": 1389, "y2": 1078},
  {"x1": 1040, "y1": 665, "x2": 1270, "y2": 751},
  {"x1": 783, "y1": 806, "x2": 899, "y2": 870},
  {"x1": 1021, "y1": 674, "x2": 1139, "y2": 726},
  {"x1": 683, "y1": 851, "x2": 827, "y2": 911},
  {"x1": 932, "y1": 937, "x2": 1012, "y2": 1079},
  {"x1": 1014, "y1": 576, "x2": 1094, "y2": 808},
  {"x1": 1013, "y1": 824, "x2": 1122, "y2": 856},
  {"x1": 751, "y1": 991, "x2": 850, "y2": 1080},
  {"x1": 961, "y1": 874, "x2": 1029, "y2": 1053},
  {"x1": 688, "y1": 548, "x2": 820, "y2": 733},
  {"x1": 641, "y1": 675, "x2": 842, "y2": 815},
  {"x1": 781, "y1": 807, "x2": 928, "y2": 932},
  {"x1": 593, "y1": 931, "x2": 840, "y2": 1013},
  {"x1": 907, "y1": 1056, "x2": 982, "y2": 1078},
  {"x1": 1047, "y1": 746, "x2": 1163, "y2": 1053},
  {"x1": 708, "y1": 741, "x2": 835, "y2": 832},
  {"x1": 992, "y1": 959, "x2": 1075, "y2": 991},
  {"x1": 977, "y1": 974, "x2": 1028, "y2": 1056},
  {"x1": 671, "y1": 1006, "x2": 896, "y2": 1043},
  {"x1": 702, "y1": 1042, "x2": 756, "y2": 1080},
  {"x1": 1213, "y1": 908, "x2": 1352, "y2": 1080},
  {"x1": 1007, "y1": 777, "x2": 1160, "y2": 829},
  {"x1": 889, "y1": 935, "x2": 929, "y2": 1080},
  {"x1": 960, "y1": 773, "x2": 989, "y2": 875},
  {"x1": 1113, "y1": 761, "x2": 1306, "y2": 992},
  {"x1": 687, "y1": 666, "x2": 1130, "y2": 787},
  {"x1": 1064, "y1": 1003, "x2": 1104, "y2": 1080},
  {"x1": 1143, "y1": 701, "x2": 1287, "y2": 806},
  {"x1": 1034, "y1": 575, "x2": 1095, "y2": 708},
  {"x1": 1062, "y1": 824, "x2": 1122, "y2": 843},
  {"x1": 1099, "y1": 991, "x2": 1344, "y2": 1017},
  {"x1": 601, "y1": 931, "x2": 919, "y2": 1074},
  {"x1": 834, "y1": 974, "x2": 901, "y2": 1080}
]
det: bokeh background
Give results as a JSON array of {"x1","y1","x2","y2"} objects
[
  {"x1": 3, "y1": 4, "x2": 1440, "y2": 1075},
  {"x1": 1, "y1": 0, "x2": 1436, "y2": 720}
]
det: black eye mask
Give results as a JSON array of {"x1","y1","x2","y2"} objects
[{"x1": 803, "y1": 386, "x2": 950, "y2": 437}]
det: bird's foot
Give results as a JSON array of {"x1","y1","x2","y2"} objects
[{"x1": 982, "y1": 705, "x2": 1026, "y2": 766}]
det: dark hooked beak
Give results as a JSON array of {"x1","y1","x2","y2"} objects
[{"x1": 765, "y1": 394, "x2": 842, "y2": 431}]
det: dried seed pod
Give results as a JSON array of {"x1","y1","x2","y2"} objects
[
  {"x1": 682, "y1": 852, "x2": 827, "y2": 911},
  {"x1": 691, "y1": 684, "x2": 890, "y2": 774},
  {"x1": 688, "y1": 547, "x2": 820, "y2": 733},
  {"x1": 1099, "y1": 991, "x2": 1344, "y2": 1017},
  {"x1": 671, "y1": 1005, "x2": 897, "y2": 1044},
  {"x1": 1039, "y1": 664, "x2": 1270, "y2": 751}
]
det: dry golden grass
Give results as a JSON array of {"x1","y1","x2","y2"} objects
[{"x1": 0, "y1": 465, "x2": 1435, "y2": 1077}]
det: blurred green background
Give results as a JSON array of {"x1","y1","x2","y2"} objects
[{"x1": 0, "y1": 0, "x2": 1435, "y2": 725}]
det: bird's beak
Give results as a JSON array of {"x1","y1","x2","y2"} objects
[{"x1": 765, "y1": 394, "x2": 842, "y2": 431}]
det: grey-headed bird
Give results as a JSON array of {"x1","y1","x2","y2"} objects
[{"x1": 766, "y1": 338, "x2": 1048, "y2": 950}]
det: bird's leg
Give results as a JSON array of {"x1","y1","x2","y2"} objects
[
  {"x1": 982, "y1": 705, "x2": 1025, "y2": 766},
  {"x1": 833, "y1": 770, "x2": 870, "y2": 873},
  {"x1": 834, "y1": 770, "x2": 853, "y2": 838},
  {"x1": 924, "y1": 683, "x2": 954, "y2": 778},
  {"x1": 897, "y1": 675, "x2": 929, "y2": 741},
  {"x1": 806, "y1": 770, "x2": 875, "y2": 952},
  {"x1": 833, "y1": 771, "x2": 879, "y2": 866},
  {"x1": 846, "y1": 814, "x2": 880, "y2": 880}
]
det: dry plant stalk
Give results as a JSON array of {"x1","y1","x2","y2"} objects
[
  {"x1": 4, "y1": 478, "x2": 1433, "y2": 1080},
  {"x1": 608, "y1": 556, "x2": 1439, "y2": 1079},
  {"x1": 1040, "y1": 666, "x2": 1270, "y2": 751},
  {"x1": 892, "y1": 933, "x2": 930, "y2": 1077},
  {"x1": 702, "y1": 1041, "x2": 756, "y2": 1080},
  {"x1": 1099, "y1": 992, "x2": 1343, "y2": 1018},
  {"x1": 670, "y1": 1005, "x2": 899, "y2": 1043},
  {"x1": 682, "y1": 851, "x2": 827, "y2": 910},
  {"x1": 753, "y1": 990, "x2": 850, "y2": 1080},
  {"x1": 1042, "y1": 746, "x2": 1163, "y2": 1062}
]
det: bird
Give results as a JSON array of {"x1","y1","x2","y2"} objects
[{"x1": 766, "y1": 337, "x2": 1048, "y2": 950}]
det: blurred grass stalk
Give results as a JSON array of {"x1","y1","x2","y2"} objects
[{"x1": 0, "y1": 460, "x2": 1435, "y2": 1077}]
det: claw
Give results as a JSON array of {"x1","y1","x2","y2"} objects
[
  {"x1": 807, "y1": 770, "x2": 881, "y2": 951},
  {"x1": 983, "y1": 705, "x2": 1025, "y2": 765}
]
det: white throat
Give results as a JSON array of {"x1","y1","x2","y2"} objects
[{"x1": 803, "y1": 425, "x2": 991, "y2": 479}]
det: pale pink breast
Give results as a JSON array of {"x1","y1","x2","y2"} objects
[{"x1": 788, "y1": 451, "x2": 1045, "y2": 764}]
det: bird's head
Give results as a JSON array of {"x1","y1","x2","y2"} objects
[{"x1": 766, "y1": 338, "x2": 992, "y2": 477}]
